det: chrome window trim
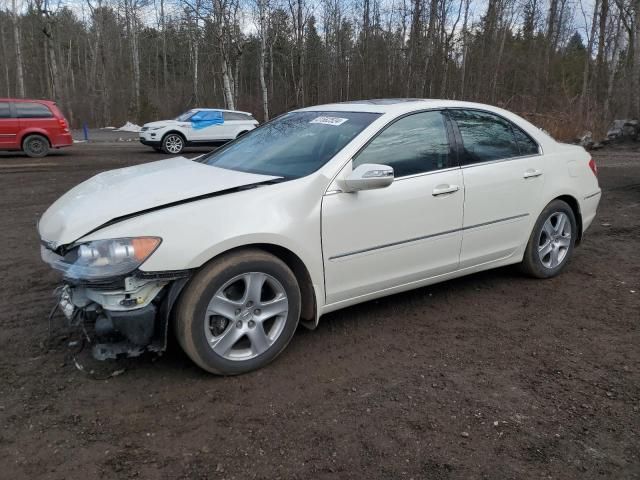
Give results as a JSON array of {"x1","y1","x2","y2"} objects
[
  {"x1": 459, "y1": 153, "x2": 543, "y2": 170},
  {"x1": 329, "y1": 213, "x2": 529, "y2": 260},
  {"x1": 393, "y1": 165, "x2": 461, "y2": 182}
]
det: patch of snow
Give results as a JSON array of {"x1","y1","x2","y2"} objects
[
  {"x1": 115, "y1": 122, "x2": 142, "y2": 133},
  {"x1": 73, "y1": 140, "x2": 87, "y2": 143},
  {"x1": 101, "y1": 126, "x2": 116, "y2": 130}
]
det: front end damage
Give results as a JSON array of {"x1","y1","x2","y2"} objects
[{"x1": 42, "y1": 242, "x2": 190, "y2": 360}]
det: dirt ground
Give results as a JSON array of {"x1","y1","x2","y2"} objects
[{"x1": 0, "y1": 139, "x2": 638, "y2": 479}]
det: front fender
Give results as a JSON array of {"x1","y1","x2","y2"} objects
[{"x1": 78, "y1": 176, "x2": 329, "y2": 310}]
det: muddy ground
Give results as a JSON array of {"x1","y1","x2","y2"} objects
[{"x1": 0, "y1": 139, "x2": 638, "y2": 479}]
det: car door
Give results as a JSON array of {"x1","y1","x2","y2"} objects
[
  {"x1": 447, "y1": 109, "x2": 545, "y2": 269},
  {"x1": 321, "y1": 110, "x2": 464, "y2": 305},
  {"x1": 189, "y1": 110, "x2": 226, "y2": 142},
  {"x1": 0, "y1": 102, "x2": 20, "y2": 149},
  {"x1": 220, "y1": 112, "x2": 250, "y2": 140}
]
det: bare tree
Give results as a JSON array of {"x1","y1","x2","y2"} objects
[
  {"x1": 254, "y1": 0, "x2": 271, "y2": 120},
  {"x1": 11, "y1": 0, "x2": 25, "y2": 97}
]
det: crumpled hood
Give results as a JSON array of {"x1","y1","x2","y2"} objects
[{"x1": 39, "y1": 157, "x2": 279, "y2": 248}]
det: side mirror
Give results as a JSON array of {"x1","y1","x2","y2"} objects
[{"x1": 339, "y1": 163, "x2": 394, "y2": 193}]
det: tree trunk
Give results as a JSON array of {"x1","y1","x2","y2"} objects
[
  {"x1": 233, "y1": 52, "x2": 241, "y2": 109},
  {"x1": 221, "y1": 59, "x2": 235, "y2": 109},
  {"x1": 580, "y1": 0, "x2": 599, "y2": 120},
  {"x1": 12, "y1": 0, "x2": 25, "y2": 97},
  {"x1": 259, "y1": 26, "x2": 269, "y2": 120},
  {"x1": 634, "y1": 0, "x2": 640, "y2": 117},
  {"x1": 0, "y1": 21, "x2": 11, "y2": 96},
  {"x1": 193, "y1": 34, "x2": 199, "y2": 105},
  {"x1": 160, "y1": 0, "x2": 168, "y2": 94},
  {"x1": 603, "y1": 15, "x2": 622, "y2": 122}
]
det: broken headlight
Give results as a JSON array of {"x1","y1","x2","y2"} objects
[{"x1": 41, "y1": 237, "x2": 161, "y2": 280}]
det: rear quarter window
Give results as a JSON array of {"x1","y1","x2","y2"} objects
[
  {"x1": 511, "y1": 126, "x2": 540, "y2": 156},
  {"x1": 16, "y1": 102, "x2": 54, "y2": 118},
  {"x1": 224, "y1": 112, "x2": 255, "y2": 121},
  {"x1": 0, "y1": 102, "x2": 11, "y2": 118}
]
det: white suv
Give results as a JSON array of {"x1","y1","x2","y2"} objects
[{"x1": 139, "y1": 108, "x2": 258, "y2": 154}]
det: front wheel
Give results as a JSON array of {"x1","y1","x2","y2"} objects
[
  {"x1": 161, "y1": 133, "x2": 184, "y2": 154},
  {"x1": 520, "y1": 200, "x2": 577, "y2": 278},
  {"x1": 23, "y1": 134, "x2": 50, "y2": 158},
  {"x1": 174, "y1": 249, "x2": 301, "y2": 375}
]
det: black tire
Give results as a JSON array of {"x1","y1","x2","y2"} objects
[
  {"x1": 520, "y1": 199, "x2": 578, "y2": 278},
  {"x1": 22, "y1": 134, "x2": 50, "y2": 158},
  {"x1": 161, "y1": 132, "x2": 185, "y2": 154},
  {"x1": 174, "y1": 249, "x2": 301, "y2": 375}
]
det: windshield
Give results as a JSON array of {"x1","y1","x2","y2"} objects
[
  {"x1": 175, "y1": 109, "x2": 197, "y2": 121},
  {"x1": 201, "y1": 111, "x2": 380, "y2": 178}
]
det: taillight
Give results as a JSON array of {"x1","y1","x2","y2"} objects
[
  {"x1": 58, "y1": 118, "x2": 69, "y2": 132},
  {"x1": 588, "y1": 157, "x2": 597, "y2": 177}
]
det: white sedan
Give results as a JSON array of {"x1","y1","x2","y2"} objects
[
  {"x1": 39, "y1": 99, "x2": 601, "y2": 374},
  {"x1": 139, "y1": 108, "x2": 258, "y2": 154}
]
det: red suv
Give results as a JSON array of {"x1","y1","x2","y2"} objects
[{"x1": 0, "y1": 98, "x2": 73, "y2": 157}]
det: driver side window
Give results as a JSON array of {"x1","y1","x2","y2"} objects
[{"x1": 353, "y1": 110, "x2": 452, "y2": 178}]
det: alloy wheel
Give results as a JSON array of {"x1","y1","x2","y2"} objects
[
  {"x1": 204, "y1": 272, "x2": 289, "y2": 361},
  {"x1": 537, "y1": 211, "x2": 572, "y2": 269},
  {"x1": 164, "y1": 134, "x2": 183, "y2": 154}
]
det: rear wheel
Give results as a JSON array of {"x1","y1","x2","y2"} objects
[
  {"x1": 520, "y1": 200, "x2": 577, "y2": 278},
  {"x1": 22, "y1": 134, "x2": 49, "y2": 158},
  {"x1": 175, "y1": 249, "x2": 301, "y2": 375},
  {"x1": 161, "y1": 133, "x2": 184, "y2": 154}
]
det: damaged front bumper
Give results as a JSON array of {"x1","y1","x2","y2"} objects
[{"x1": 57, "y1": 272, "x2": 190, "y2": 360}]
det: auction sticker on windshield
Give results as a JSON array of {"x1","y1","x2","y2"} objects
[{"x1": 310, "y1": 116, "x2": 349, "y2": 126}]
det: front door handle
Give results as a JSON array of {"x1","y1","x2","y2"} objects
[
  {"x1": 432, "y1": 184, "x2": 460, "y2": 196},
  {"x1": 523, "y1": 169, "x2": 543, "y2": 179}
]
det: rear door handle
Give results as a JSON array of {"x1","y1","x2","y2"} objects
[
  {"x1": 432, "y1": 184, "x2": 460, "y2": 196},
  {"x1": 523, "y1": 169, "x2": 543, "y2": 179}
]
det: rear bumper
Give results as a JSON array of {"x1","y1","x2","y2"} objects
[
  {"x1": 51, "y1": 132, "x2": 73, "y2": 148},
  {"x1": 582, "y1": 189, "x2": 602, "y2": 233}
]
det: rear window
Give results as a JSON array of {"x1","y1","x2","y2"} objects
[
  {"x1": 0, "y1": 102, "x2": 10, "y2": 118},
  {"x1": 16, "y1": 102, "x2": 54, "y2": 118}
]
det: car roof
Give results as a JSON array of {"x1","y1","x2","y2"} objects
[
  {"x1": 0, "y1": 98, "x2": 56, "y2": 104},
  {"x1": 297, "y1": 98, "x2": 515, "y2": 115},
  {"x1": 296, "y1": 98, "x2": 557, "y2": 151},
  {"x1": 191, "y1": 108, "x2": 253, "y2": 116}
]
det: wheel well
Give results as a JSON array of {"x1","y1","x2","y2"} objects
[
  {"x1": 203, "y1": 244, "x2": 317, "y2": 326},
  {"x1": 22, "y1": 133, "x2": 51, "y2": 148},
  {"x1": 163, "y1": 130, "x2": 185, "y2": 142},
  {"x1": 555, "y1": 195, "x2": 583, "y2": 244}
]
